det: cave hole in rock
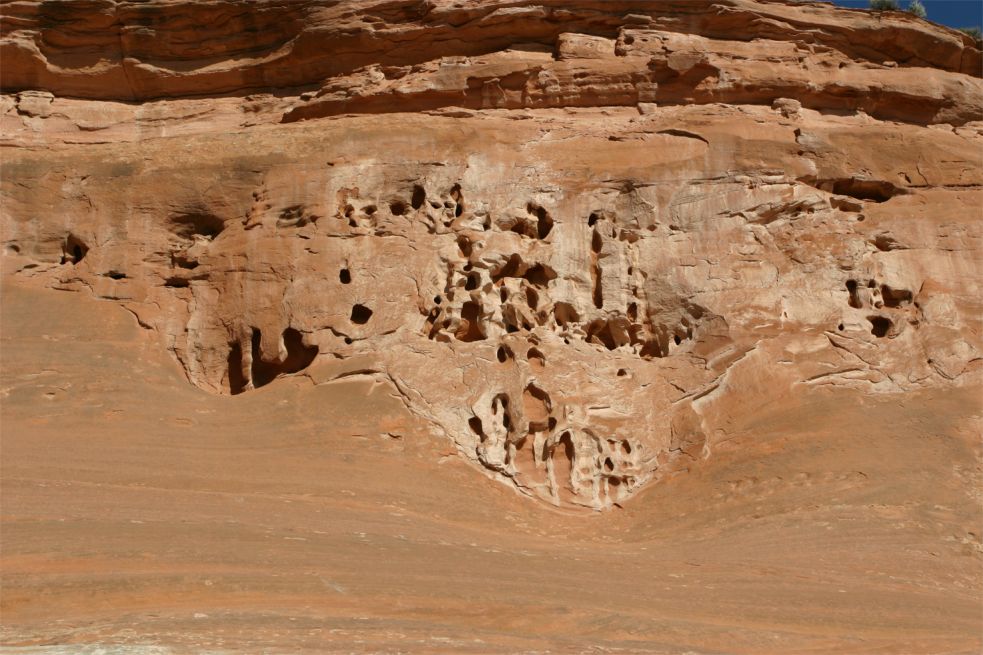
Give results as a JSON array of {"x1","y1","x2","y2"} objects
[
  {"x1": 468, "y1": 416, "x2": 486, "y2": 441},
  {"x1": 499, "y1": 287, "x2": 508, "y2": 302},
  {"x1": 604, "y1": 457, "x2": 614, "y2": 472},
  {"x1": 830, "y1": 179, "x2": 905, "y2": 203},
  {"x1": 164, "y1": 276, "x2": 189, "y2": 288},
  {"x1": 170, "y1": 212, "x2": 225, "y2": 240},
  {"x1": 492, "y1": 393, "x2": 512, "y2": 432},
  {"x1": 638, "y1": 339, "x2": 665, "y2": 359},
  {"x1": 411, "y1": 185, "x2": 427, "y2": 210},
  {"x1": 364, "y1": 205, "x2": 377, "y2": 216},
  {"x1": 588, "y1": 211, "x2": 602, "y2": 227},
  {"x1": 491, "y1": 254, "x2": 557, "y2": 288},
  {"x1": 456, "y1": 301, "x2": 486, "y2": 342},
  {"x1": 838, "y1": 323, "x2": 845, "y2": 331},
  {"x1": 171, "y1": 250, "x2": 199, "y2": 270},
  {"x1": 868, "y1": 315, "x2": 892, "y2": 338},
  {"x1": 526, "y1": 203, "x2": 553, "y2": 239},
  {"x1": 622, "y1": 441, "x2": 632, "y2": 455},
  {"x1": 457, "y1": 235, "x2": 472, "y2": 257},
  {"x1": 508, "y1": 218, "x2": 535, "y2": 238},
  {"x1": 591, "y1": 230, "x2": 603, "y2": 254},
  {"x1": 339, "y1": 268, "x2": 351, "y2": 284},
  {"x1": 592, "y1": 270, "x2": 603, "y2": 309},
  {"x1": 617, "y1": 368, "x2": 628, "y2": 377},
  {"x1": 227, "y1": 341, "x2": 247, "y2": 395},
  {"x1": 61, "y1": 234, "x2": 89, "y2": 265},
  {"x1": 846, "y1": 279, "x2": 862, "y2": 308},
  {"x1": 350, "y1": 304, "x2": 373, "y2": 324},
  {"x1": 389, "y1": 200, "x2": 408, "y2": 216},
  {"x1": 450, "y1": 184, "x2": 464, "y2": 217},
  {"x1": 527, "y1": 347, "x2": 546, "y2": 368},
  {"x1": 554, "y1": 302, "x2": 580, "y2": 327},
  {"x1": 526, "y1": 287, "x2": 539, "y2": 310},
  {"x1": 627, "y1": 302, "x2": 638, "y2": 322},
  {"x1": 586, "y1": 319, "x2": 625, "y2": 351},
  {"x1": 881, "y1": 284, "x2": 913, "y2": 308},
  {"x1": 433, "y1": 295, "x2": 442, "y2": 304},
  {"x1": 106, "y1": 271, "x2": 127, "y2": 280},
  {"x1": 674, "y1": 335, "x2": 682, "y2": 345},
  {"x1": 523, "y1": 383, "x2": 552, "y2": 431},
  {"x1": 496, "y1": 344, "x2": 513, "y2": 363},
  {"x1": 465, "y1": 271, "x2": 481, "y2": 291},
  {"x1": 551, "y1": 431, "x2": 576, "y2": 496},
  {"x1": 524, "y1": 264, "x2": 556, "y2": 288},
  {"x1": 250, "y1": 327, "x2": 319, "y2": 390}
]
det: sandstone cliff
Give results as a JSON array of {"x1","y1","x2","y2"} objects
[{"x1": 2, "y1": 0, "x2": 981, "y2": 512}]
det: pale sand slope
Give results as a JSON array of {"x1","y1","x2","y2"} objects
[{"x1": 1, "y1": 272, "x2": 981, "y2": 653}]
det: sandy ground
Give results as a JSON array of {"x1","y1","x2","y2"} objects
[{"x1": 1, "y1": 274, "x2": 981, "y2": 654}]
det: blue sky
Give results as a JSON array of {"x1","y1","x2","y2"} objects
[{"x1": 831, "y1": 1, "x2": 983, "y2": 29}]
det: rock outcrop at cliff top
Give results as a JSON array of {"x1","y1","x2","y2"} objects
[{"x1": 2, "y1": 0, "x2": 981, "y2": 510}]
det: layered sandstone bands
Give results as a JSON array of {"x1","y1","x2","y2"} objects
[
  {"x1": 1, "y1": 0, "x2": 981, "y2": 511},
  {"x1": 2, "y1": 0, "x2": 980, "y2": 120}
]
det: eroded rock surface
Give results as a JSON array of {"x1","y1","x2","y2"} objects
[{"x1": 2, "y1": 0, "x2": 981, "y2": 510}]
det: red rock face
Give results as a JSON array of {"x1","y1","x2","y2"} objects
[
  {"x1": 2, "y1": 2, "x2": 982, "y2": 651},
  {"x1": 2, "y1": 0, "x2": 981, "y2": 512}
]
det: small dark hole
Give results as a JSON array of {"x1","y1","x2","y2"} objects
[
  {"x1": 869, "y1": 315, "x2": 891, "y2": 338},
  {"x1": 351, "y1": 304, "x2": 373, "y2": 324},
  {"x1": 434, "y1": 296, "x2": 442, "y2": 304},
  {"x1": 838, "y1": 323, "x2": 844, "y2": 331},
  {"x1": 617, "y1": 368, "x2": 628, "y2": 377},
  {"x1": 344, "y1": 337, "x2": 353, "y2": 345},
  {"x1": 390, "y1": 200, "x2": 407, "y2": 216},
  {"x1": 673, "y1": 335, "x2": 681, "y2": 345},
  {"x1": 340, "y1": 268, "x2": 351, "y2": 284},
  {"x1": 411, "y1": 185, "x2": 426, "y2": 210}
]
